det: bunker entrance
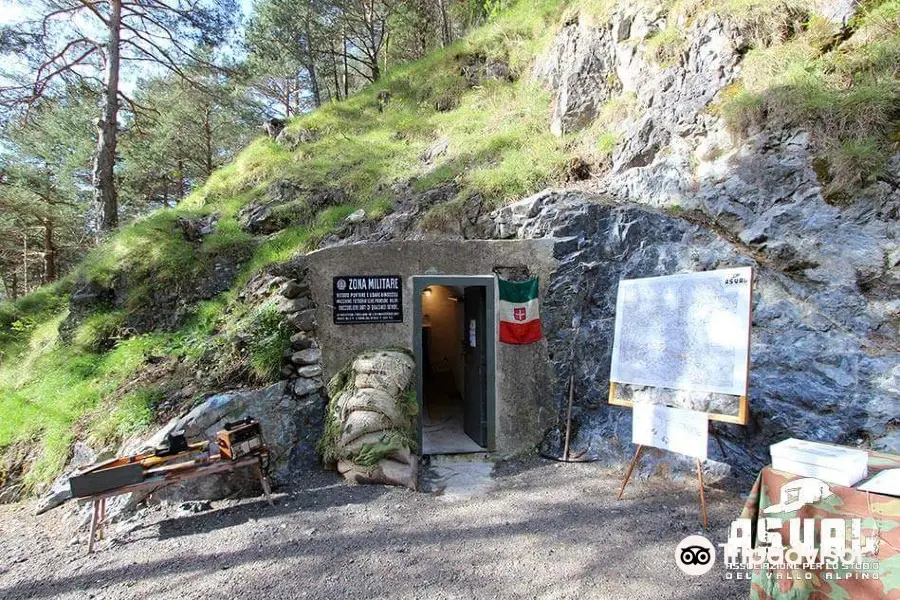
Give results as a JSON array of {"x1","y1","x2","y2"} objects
[{"x1": 413, "y1": 276, "x2": 496, "y2": 454}]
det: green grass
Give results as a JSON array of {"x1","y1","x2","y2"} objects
[
  {"x1": 721, "y1": 0, "x2": 900, "y2": 200},
  {"x1": 72, "y1": 310, "x2": 127, "y2": 352},
  {"x1": 89, "y1": 387, "x2": 162, "y2": 448},
  {"x1": 595, "y1": 131, "x2": 619, "y2": 157},
  {"x1": 645, "y1": 25, "x2": 687, "y2": 65},
  {"x1": 0, "y1": 319, "x2": 172, "y2": 493}
]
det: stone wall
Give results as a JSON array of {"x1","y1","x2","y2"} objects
[{"x1": 304, "y1": 239, "x2": 559, "y2": 454}]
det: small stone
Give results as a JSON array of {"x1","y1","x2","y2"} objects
[
  {"x1": 290, "y1": 332, "x2": 314, "y2": 350},
  {"x1": 280, "y1": 280, "x2": 305, "y2": 299},
  {"x1": 289, "y1": 309, "x2": 317, "y2": 332},
  {"x1": 279, "y1": 296, "x2": 311, "y2": 313},
  {"x1": 345, "y1": 209, "x2": 366, "y2": 224},
  {"x1": 297, "y1": 364, "x2": 322, "y2": 378},
  {"x1": 293, "y1": 378, "x2": 321, "y2": 397},
  {"x1": 421, "y1": 137, "x2": 450, "y2": 163},
  {"x1": 280, "y1": 365, "x2": 296, "y2": 378},
  {"x1": 178, "y1": 500, "x2": 212, "y2": 513},
  {"x1": 291, "y1": 348, "x2": 321, "y2": 366}
]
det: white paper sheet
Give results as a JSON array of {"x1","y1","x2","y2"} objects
[
  {"x1": 856, "y1": 469, "x2": 900, "y2": 497},
  {"x1": 610, "y1": 267, "x2": 752, "y2": 396},
  {"x1": 632, "y1": 403, "x2": 709, "y2": 459}
]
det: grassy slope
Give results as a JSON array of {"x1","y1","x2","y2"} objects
[
  {"x1": 0, "y1": 0, "x2": 570, "y2": 495},
  {"x1": 0, "y1": 0, "x2": 896, "y2": 495}
]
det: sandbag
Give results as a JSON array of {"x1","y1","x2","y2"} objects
[
  {"x1": 319, "y1": 348, "x2": 418, "y2": 490},
  {"x1": 340, "y1": 388, "x2": 407, "y2": 424}
]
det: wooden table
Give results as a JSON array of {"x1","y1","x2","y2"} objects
[{"x1": 81, "y1": 453, "x2": 274, "y2": 553}]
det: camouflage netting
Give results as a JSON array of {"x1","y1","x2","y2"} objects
[{"x1": 318, "y1": 349, "x2": 418, "y2": 489}]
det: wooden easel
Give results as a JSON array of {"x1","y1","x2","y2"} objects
[
  {"x1": 607, "y1": 268, "x2": 753, "y2": 531},
  {"x1": 616, "y1": 444, "x2": 709, "y2": 529},
  {"x1": 609, "y1": 382, "x2": 749, "y2": 530}
]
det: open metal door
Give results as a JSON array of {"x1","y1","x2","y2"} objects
[{"x1": 463, "y1": 286, "x2": 488, "y2": 447}]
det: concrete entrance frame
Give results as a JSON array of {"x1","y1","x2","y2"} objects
[{"x1": 412, "y1": 275, "x2": 497, "y2": 452}]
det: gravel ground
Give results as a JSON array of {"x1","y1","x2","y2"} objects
[{"x1": 0, "y1": 456, "x2": 751, "y2": 600}]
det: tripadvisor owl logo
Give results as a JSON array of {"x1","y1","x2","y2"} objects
[{"x1": 675, "y1": 535, "x2": 717, "y2": 576}]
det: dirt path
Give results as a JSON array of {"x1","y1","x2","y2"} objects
[{"x1": 0, "y1": 457, "x2": 750, "y2": 600}]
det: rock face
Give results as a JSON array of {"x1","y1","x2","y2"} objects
[
  {"x1": 519, "y1": 3, "x2": 899, "y2": 478},
  {"x1": 321, "y1": 350, "x2": 418, "y2": 489},
  {"x1": 495, "y1": 189, "x2": 898, "y2": 479}
]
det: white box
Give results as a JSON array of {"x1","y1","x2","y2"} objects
[{"x1": 770, "y1": 438, "x2": 868, "y2": 487}]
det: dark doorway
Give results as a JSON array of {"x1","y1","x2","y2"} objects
[{"x1": 413, "y1": 276, "x2": 495, "y2": 454}]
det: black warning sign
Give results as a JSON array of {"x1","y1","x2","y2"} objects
[{"x1": 332, "y1": 275, "x2": 403, "y2": 324}]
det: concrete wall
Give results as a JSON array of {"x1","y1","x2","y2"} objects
[{"x1": 305, "y1": 240, "x2": 559, "y2": 453}]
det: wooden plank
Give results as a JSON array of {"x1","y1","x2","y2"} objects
[
  {"x1": 79, "y1": 454, "x2": 264, "y2": 502},
  {"x1": 87, "y1": 500, "x2": 99, "y2": 554}
]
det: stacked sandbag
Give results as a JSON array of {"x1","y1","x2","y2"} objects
[{"x1": 319, "y1": 349, "x2": 418, "y2": 489}]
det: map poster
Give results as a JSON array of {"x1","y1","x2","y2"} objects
[
  {"x1": 333, "y1": 275, "x2": 403, "y2": 324},
  {"x1": 632, "y1": 403, "x2": 709, "y2": 460},
  {"x1": 610, "y1": 267, "x2": 752, "y2": 397}
]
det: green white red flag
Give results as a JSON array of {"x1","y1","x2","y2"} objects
[{"x1": 498, "y1": 277, "x2": 542, "y2": 344}]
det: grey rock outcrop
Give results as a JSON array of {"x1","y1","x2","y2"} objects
[
  {"x1": 497, "y1": 189, "x2": 898, "y2": 480},
  {"x1": 34, "y1": 442, "x2": 98, "y2": 515},
  {"x1": 522, "y1": 1, "x2": 898, "y2": 478}
]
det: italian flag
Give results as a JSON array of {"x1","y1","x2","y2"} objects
[{"x1": 498, "y1": 278, "x2": 542, "y2": 344}]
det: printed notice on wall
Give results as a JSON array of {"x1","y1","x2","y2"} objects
[
  {"x1": 632, "y1": 403, "x2": 708, "y2": 459},
  {"x1": 610, "y1": 267, "x2": 752, "y2": 396},
  {"x1": 333, "y1": 275, "x2": 403, "y2": 324}
]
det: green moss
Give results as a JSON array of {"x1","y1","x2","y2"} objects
[{"x1": 354, "y1": 430, "x2": 418, "y2": 468}]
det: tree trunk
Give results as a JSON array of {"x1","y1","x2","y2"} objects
[
  {"x1": 177, "y1": 154, "x2": 186, "y2": 198},
  {"x1": 331, "y1": 48, "x2": 342, "y2": 101},
  {"x1": 381, "y1": 28, "x2": 389, "y2": 77},
  {"x1": 91, "y1": 0, "x2": 121, "y2": 232},
  {"x1": 342, "y1": 29, "x2": 349, "y2": 98},
  {"x1": 303, "y1": 20, "x2": 321, "y2": 107},
  {"x1": 204, "y1": 105, "x2": 213, "y2": 176},
  {"x1": 22, "y1": 232, "x2": 28, "y2": 294},
  {"x1": 9, "y1": 271, "x2": 18, "y2": 301},
  {"x1": 42, "y1": 218, "x2": 57, "y2": 283},
  {"x1": 437, "y1": 0, "x2": 451, "y2": 47}
]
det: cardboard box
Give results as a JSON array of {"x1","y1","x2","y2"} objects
[{"x1": 770, "y1": 438, "x2": 868, "y2": 487}]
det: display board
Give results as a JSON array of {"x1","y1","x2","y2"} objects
[
  {"x1": 632, "y1": 403, "x2": 708, "y2": 460},
  {"x1": 333, "y1": 275, "x2": 403, "y2": 324},
  {"x1": 609, "y1": 267, "x2": 752, "y2": 424}
]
